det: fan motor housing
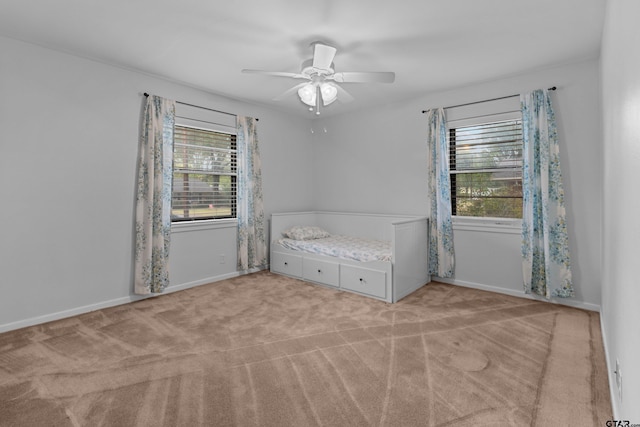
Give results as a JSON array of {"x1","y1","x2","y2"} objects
[{"x1": 301, "y1": 59, "x2": 334, "y2": 77}]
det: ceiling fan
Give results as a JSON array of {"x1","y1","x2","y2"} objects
[{"x1": 242, "y1": 42, "x2": 395, "y2": 114}]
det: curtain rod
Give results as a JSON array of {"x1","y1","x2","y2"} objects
[
  {"x1": 421, "y1": 86, "x2": 556, "y2": 113},
  {"x1": 143, "y1": 93, "x2": 258, "y2": 121}
]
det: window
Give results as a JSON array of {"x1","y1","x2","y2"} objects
[
  {"x1": 172, "y1": 125, "x2": 237, "y2": 221},
  {"x1": 449, "y1": 119, "x2": 523, "y2": 218}
]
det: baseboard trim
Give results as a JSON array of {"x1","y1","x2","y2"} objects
[
  {"x1": 0, "y1": 269, "x2": 265, "y2": 334},
  {"x1": 434, "y1": 277, "x2": 601, "y2": 312},
  {"x1": 599, "y1": 307, "x2": 620, "y2": 419},
  {"x1": 165, "y1": 271, "x2": 243, "y2": 293}
]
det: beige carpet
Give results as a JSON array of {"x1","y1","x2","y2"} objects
[{"x1": 0, "y1": 271, "x2": 611, "y2": 426}]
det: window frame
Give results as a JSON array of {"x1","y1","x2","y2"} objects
[
  {"x1": 447, "y1": 110, "x2": 524, "y2": 221},
  {"x1": 171, "y1": 124, "x2": 238, "y2": 223}
]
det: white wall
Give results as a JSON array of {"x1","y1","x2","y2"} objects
[
  {"x1": 0, "y1": 35, "x2": 605, "y2": 330},
  {"x1": 446, "y1": 222, "x2": 523, "y2": 295},
  {"x1": 0, "y1": 36, "x2": 315, "y2": 331},
  {"x1": 312, "y1": 59, "x2": 602, "y2": 310},
  {"x1": 601, "y1": 0, "x2": 640, "y2": 420}
]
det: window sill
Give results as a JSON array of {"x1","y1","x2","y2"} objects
[
  {"x1": 171, "y1": 218, "x2": 237, "y2": 233},
  {"x1": 452, "y1": 216, "x2": 521, "y2": 234}
]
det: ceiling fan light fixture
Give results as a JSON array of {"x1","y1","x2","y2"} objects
[
  {"x1": 298, "y1": 83, "x2": 316, "y2": 106},
  {"x1": 244, "y1": 41, "x2": 395, "y2": 112},
  {"x1": 320, "y1": 83, "x2": 338, "y2": 106}
]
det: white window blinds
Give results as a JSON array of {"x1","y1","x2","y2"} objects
[
  {"x1": 172, "y1": 125, "x2": 237, "y2": 221},
  {"x1": 449, "y1": 118, "x2": 523, "y2": 218}
]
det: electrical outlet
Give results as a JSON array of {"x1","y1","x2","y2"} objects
[
  {"x1": 615, "y1": 359, "x2": 622, "y2": 400},
  {"x1": 219, "y1": 254, "x2": 225, "y2": 264}
]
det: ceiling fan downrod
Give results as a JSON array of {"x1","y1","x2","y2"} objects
[{"x1": 315, "y1": 86, "x2": 321, "y2": 115}]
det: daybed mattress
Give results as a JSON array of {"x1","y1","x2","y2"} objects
[{"x1": 276, "y1": 235, "x2": 392, "y2": 262}]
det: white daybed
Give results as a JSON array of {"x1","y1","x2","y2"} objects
[{"x1": 270, "y1": 211, "x2": 430, "y2": 303}]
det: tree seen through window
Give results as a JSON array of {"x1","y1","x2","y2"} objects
[{"x1": 449, "y1": 119, "x2": 523, "y2": 218}]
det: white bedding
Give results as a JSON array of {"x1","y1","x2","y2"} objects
[{"x1": 276, "y1": 235, "x2": 392, "y2": 262}]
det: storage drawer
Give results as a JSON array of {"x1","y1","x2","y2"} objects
[
  {"x1": 340, "y1": 265, "x2": 387, "y2": 299},
  {"x1": 271, "y1": 252, "x2": 303, "y2": 277},
  {"x1": 303, "y1": 258, "x2": 340, "y2": 288}
]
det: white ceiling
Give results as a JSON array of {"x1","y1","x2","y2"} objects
[{"x1": 1, "y1": 0, "x2": 605, "y2": 118}]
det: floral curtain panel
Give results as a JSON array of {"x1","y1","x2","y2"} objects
[
  {"x1": 237, "y1": 116, "x2": 267, "y2": 271},
  {"x1": 426, "y1": 108, "x2": 455, "y2": 277},
  {"x1": 134, "y1": 95, "x2": 175, "y2": 295},
  {"x1": 521, "y1": 89, "x2": 573, "y2": 298}
]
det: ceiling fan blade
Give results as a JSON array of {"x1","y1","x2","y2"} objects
[
  {"x1": 335, "y1": 85, "x2": 354, "y2": 103},
  {"x1": 273, "y1": 82, "x2": 309, "y2": 101},
  {"x1": 332, "y1": 71, "x2": 395, "y2": 83},
  {"x1": 312, "y1": 43, "x2": 337, "y2": 70},
  {"x1": 242, "y1": 69, "x2": 307, "y2": 79}
]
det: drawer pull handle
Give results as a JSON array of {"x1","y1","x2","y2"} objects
[
  {"x1": 359, "y1": 278, "x2": 364, "y2": 282},
  {"x1": 317, "y1": 269, "x2": 322, "y2": 273},
  {"x1": 284, "y1": 262, "x2": 288, "y2": 266}
]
